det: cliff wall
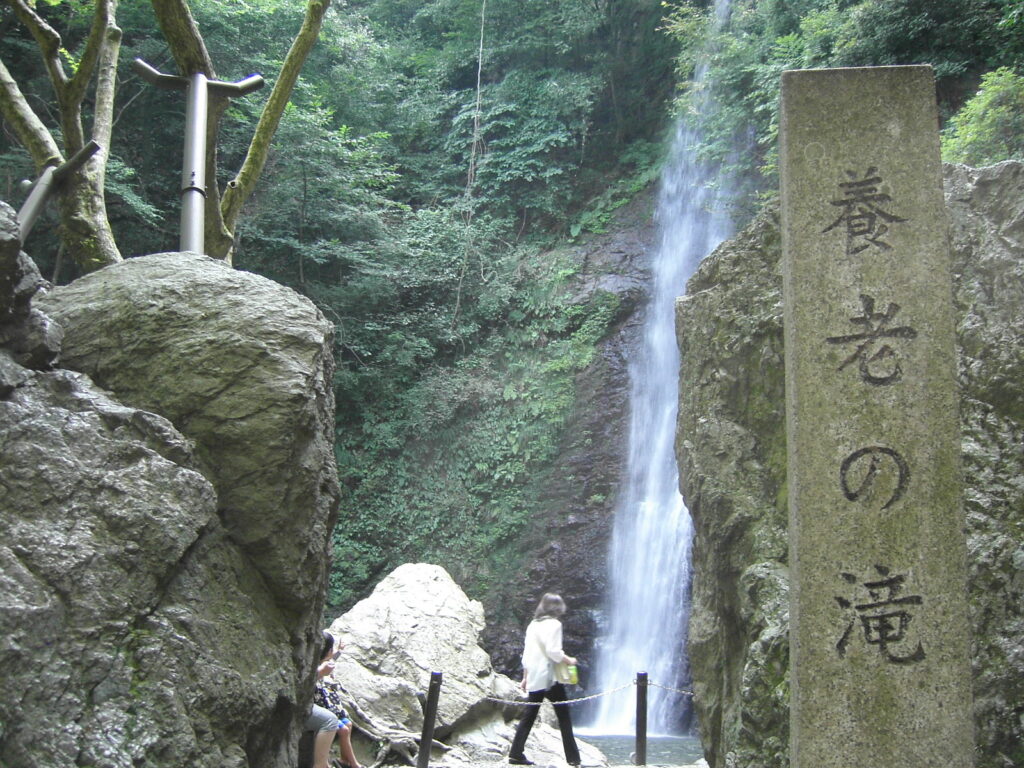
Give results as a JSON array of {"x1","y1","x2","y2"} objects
[{"x1": 676, "y1": 161, "x2": 1024, "y2": 768}]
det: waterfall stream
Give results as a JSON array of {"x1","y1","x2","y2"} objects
[{"x1": 583, "y1": 0, "x2": 736, "y2": 736}]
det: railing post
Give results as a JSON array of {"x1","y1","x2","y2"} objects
[
  {"x1": 635, "y1": 672, "x2": 648, "y2": 766},
  {"x1": 417, "y1": 671, "x2": 443, "y2": 768}
]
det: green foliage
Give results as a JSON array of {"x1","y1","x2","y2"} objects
[
  {"x1": 447, "y1": 69, "x2": 602, "y2": 226},
  {"x1": 942, "y1": 67, "x2": 1024, "y2": 165},
  {"x1": 105, "y1": 156, "x2": 165, "y2": 227},
  {"x1": 660, "y1": 0, "x2": 1022, "y2": 212},
  {"x1": 660, "y1": 1, "x2": 712, "y2": 82},
  {"x1": 569, "y1": 139, "x2": 663, "y2": 237},
  {"x1": 329, "y1": 244, "x2": 625, "y2": 609}
]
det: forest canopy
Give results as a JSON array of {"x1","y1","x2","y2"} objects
[{"x1": 2, "y1": 0, "x2": 1021, "y2": 612}]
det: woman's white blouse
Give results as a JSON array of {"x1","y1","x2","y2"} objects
[{"x1": 521, "y1": 617, "x2": 565, "y2": 693}]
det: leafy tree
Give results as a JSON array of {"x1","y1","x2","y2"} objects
[
  {"x1": 0, "y1": 0, "x2": 332, "y2": 269},
  {"x1": 942, "y1": 67, "x2": 1024, "y2": 165},
  {"x1": 343, "y1": 0, "x2": 678, "y2": 224},
  {"x1": 660, "y1": 0, "x2": 1022, "y2": 214}
]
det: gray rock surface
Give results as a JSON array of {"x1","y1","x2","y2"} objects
[
  {"x1": 483, "y1": 191, "x2": 654, "y2": 679},
  {"x1": 946, "y1": 161, "x2": 1024, "y2": 768},
  {"x1": 36, "y1": 252, "x2": 339, "y2": 610},
  {"x1": 328, "y1": 563, "x2": 608, "y2": 768},
  {"x1": 676, "y1": 161, "x2": 1024, "y2": 768},
  {"x1": 0, "y1": 200, "x2": 61, "y2": 368},
  {"x1": 676, "y1": 206, "x2": 788, "y2": 768},
  {"x1": 2, "y1": 240, "x2": 339, "y2": 768}
]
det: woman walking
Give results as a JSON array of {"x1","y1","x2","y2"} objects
[{"x1": 508, "y1": 593, "x2": 582, "y2": 767}]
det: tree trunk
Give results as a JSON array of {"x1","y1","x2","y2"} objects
[
  {"x1": 1, "y1": 0, "x2": 123, "y2": 270},
  {"x1": 58, "y1": 9, "x2": 123, "y2": 271}
]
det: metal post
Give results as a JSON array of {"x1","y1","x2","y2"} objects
[
  {"x1": 417, "y1": 672, "x2": 443, "y2": 768},
  {"x1": 17, "y1": 166, "x2": 57, "y2": 243},
  {"x1": 635, "y1": 672, "x2": 648, "y2": 766},
  {"x1": 131, "y1": 59, "x2": 263, "y2": 255},
  {"x1": 16, "y1": 140, "x2": 101, "y2": 243},
  {"x1": 180, "y1": 72, "x2": 209, "y2": 254}
]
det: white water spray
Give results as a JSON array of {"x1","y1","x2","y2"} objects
[{"x1": 584, "y1": 0, "x2": 737, "y2": 735}]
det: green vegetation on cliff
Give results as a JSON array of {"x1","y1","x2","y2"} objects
[
  {"x1": 661, "y1": 0, "x2": 1023, "y2": 213},
  {"x1": 2, "y1": 0, "x2": 1021, "y2": 616}
]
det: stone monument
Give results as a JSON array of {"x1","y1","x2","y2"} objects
[{"x1": 779, "y1": 66, "x2": 974, "y2": 767}]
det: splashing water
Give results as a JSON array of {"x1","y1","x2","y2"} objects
[{"x1": 583, "y1": 0, "x2": 737, "y2": 736}]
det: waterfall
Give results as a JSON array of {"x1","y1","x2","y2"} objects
[{"x1": 584, "y1": 0, "x2": 736, "y2": 736}]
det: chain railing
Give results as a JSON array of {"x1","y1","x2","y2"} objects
[{"x1": 416, "y1": 671, "x2": 695, "y2": 768}]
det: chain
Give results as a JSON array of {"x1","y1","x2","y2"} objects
[
  {"x1": 484, "y1": 678, "x2": 693, "y2": 707},
  {"x1": 648, "y1": 681, "x2": 695, "y2": 697},
  {"x1": 484, "y1": 682, "x2": 635, "y2": 707}
]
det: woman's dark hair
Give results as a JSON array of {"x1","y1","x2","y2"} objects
[
  {"x1": 320, "y1": 630, "x2": 336, "y2": 662},
  {"x1": 534, "y1": 593, "x2": 566, "y2": 620}
]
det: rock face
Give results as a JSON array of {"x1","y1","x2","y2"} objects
[
  {"x1": 0, "y1": 201, "x2": 61, "y2": 368},
  {"x1": 1, "y1": 236, "x2": 339, "y2": 768},
  {"x1": 35, "y1": 254, "x2": 338, "y2": 609},
  {"x1": 675, "y1": 161, "x2": 1024, "y2": 768},
  {"x1": 483, "y1": 192, "x2": 654, "y2": 679},
  {"x1": 328, "y1": 563, "x2": 607, "y2": 768}
]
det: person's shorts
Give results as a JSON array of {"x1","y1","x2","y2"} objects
[{"x1": 305, "y1": 703, "x2": 339, "y2": 733}]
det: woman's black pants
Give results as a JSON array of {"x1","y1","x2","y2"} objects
[{"x1": 509, "y1": 682, "x2": 581, "y2": 764}]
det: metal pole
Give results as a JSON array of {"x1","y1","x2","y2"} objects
[
  {"x1": 131, "y1": 59, "x2": 263, "y2": 256},
  {"x1": 180, "y1": 72, "x2": 209, "y2": 254},
  {"x1": 417, "y1": 672, "x2": 443, "y2": 768},
  {"x1": 635, "y1": 672, "x2": 648, "y2": 766},
  {"x1": 17, "y1": 166, "x2": 57, "y2": 243},
  {"x1": 16, "y1": 140, "x2": 101, "y2": 243}
]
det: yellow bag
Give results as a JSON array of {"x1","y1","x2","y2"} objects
[{"x1": 555, "y1": 662, "x2": 578, "y2": 685}]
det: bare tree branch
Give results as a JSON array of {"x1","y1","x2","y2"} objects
[
  {"x1": 216, "y1": 0, "x2": 332, "y2": 260},
  {"x1": 0, "y1": 57, "x2": 62, "y2": 170},
  {"x1": 2, "y1": 0, "x2": 122, "y2": 269},
  {"x1": 148, "y1": 0, "x2": 216, "y2": 77},
  {"x1": 65, "y1": 0, "x2": 117, "y2": 120},
  {"x1": 6, "y1": 0, "x2": 68, "y2": 90}
]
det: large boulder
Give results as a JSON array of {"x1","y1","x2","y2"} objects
[
  {"x1": 2, "y1": 244, "x2": 339, "y2": 768},
  {"x1": 35, "y1": 252, "x2": 339, "y2": 610},
  {"x1": 675, "y1": 161, "x2": 1024, "y2": 768},
  {"x1": 329, "y1": 563, "x2": 608, "y2": 768}
]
